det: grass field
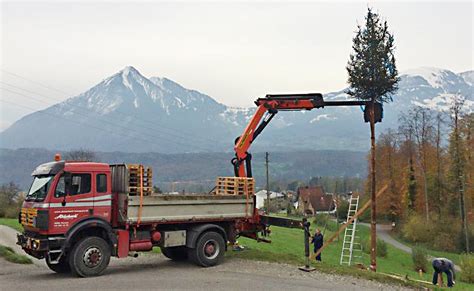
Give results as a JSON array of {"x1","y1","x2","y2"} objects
[
  {"x1": 0, "y1": 245, "x2": 32, "y2": 264},
  {"x1": 226, "y1": 216, "x2": 474, "y2": 290},
  {"x1": 0, "y1": 218, "x2": 22, "y2": 232},
  {"x1": 2, "y1": 217, "x2": 471, "y2": 288},
  {"x1": 392, "y1": 234, "x2": 465, "y2": 265}
]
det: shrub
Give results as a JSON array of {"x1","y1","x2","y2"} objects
[
  {"x1": 312, "y1": 214, "x2": 337, "y2": 232},
  {"x1": 459, "y1": 255, "x2": 474, "y2": 283},
  {"x1": 336, "y1": 200, "x2": 349, "y2": 221},
  {"x1": 457, "y1": 228, "x2": 474, "y2": 254},
  {"x1": 361, "y1": 238, "x2": 387, "y2": 257},
  {"x1": 402, "y1": 215, "x2": 432, "y2": 243},
  {"x1": 377, "y1": 239, "x2": 388, "y2": 257},
  {"x1": 313, "y1": 214, "x2": 328, "y2": 227},
  {"x1": 411, "y1": 247, "x2": 428, "y2": 273},
  {"x1": 429, "y1": 216, "x2": 461, "y2": 252}
]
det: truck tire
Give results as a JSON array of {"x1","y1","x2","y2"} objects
[
  {"x1": 46, "y1": 255, "x2": 70, "y2": 274},
  {"x1": 69, "y1": 236, "x2": 111, "y2": 277},
  {"x1": 161, "y1": 247, "x2": 188, "y2": 261},
  {"x1": 188, "y1": 231, "x2": 225, "y2": 267}
]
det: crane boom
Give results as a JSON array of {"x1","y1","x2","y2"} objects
[{"x1": 232, "y1": 93, "x2": 369, "y2": 177}]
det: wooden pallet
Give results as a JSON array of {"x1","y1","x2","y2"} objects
[
  {"x1": 127, "y1": 164, "x2": 153, "y2": 196},
  {"x1": 214, "y1": 177, "x2": 255, "y2": 196}
]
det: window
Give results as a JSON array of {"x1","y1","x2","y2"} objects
[
  {"x1": 27, "y1": 175, "x2": 53, "y2": 201},
  {"x1": 71, "y1": 174, "x2": 91, "y2": 195},
  {"x1": 55, "y1": 176, "x2": 65, "y2": 197},
  {"x1": 54, "y1": 173, "x2": 91, "y2": 197},
  {"x1": 96, "y1": 174, "x2": 107, "y2": 193}
]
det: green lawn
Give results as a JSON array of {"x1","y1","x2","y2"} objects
[
  {"x1": 392, "y1": 234, "x2": 465, "y2": 265},
  {"x1": 0, "y1": 245, "x2": 32, "y2": 264},
  {"x1": 226, "y1": 216, "x2": 474, "y2": 290},
  {"x1": 0, "y1": 218, "x2": 22, "y2": 232}
]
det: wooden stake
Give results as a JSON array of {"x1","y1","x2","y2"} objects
[{"x1": 310, "y1": 185, "x2": 388, "y2": 260}]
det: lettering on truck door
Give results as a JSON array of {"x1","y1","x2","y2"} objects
[{"x1": 49, "y1": 172, "x2": 94, "y2": 234}]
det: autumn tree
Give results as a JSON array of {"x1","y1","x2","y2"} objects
[
  {"x1": 346, "y1": 7, "x2": 399, "y2": 272},
  {"x1": 398, "y1": 113, "x2": 417, "y2": 212},
  {"x1": 374, "y1": 130, "x2": 404, "y2": 222}
]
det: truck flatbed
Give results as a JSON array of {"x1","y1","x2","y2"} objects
[{"x1": 121, "y1": 194, "x2": 254, "y2": 224}]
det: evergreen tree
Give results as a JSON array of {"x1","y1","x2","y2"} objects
[
  {"x1": 346, "y1": 8, "x2": 399, "y2": 102},
  {"x1": 346, "y1": 8, "x2": 399, "y2": 272}
]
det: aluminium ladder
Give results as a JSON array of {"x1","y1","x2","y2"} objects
[{"x1": 339, "y1": 195, "x2": 362, "y2": 266}]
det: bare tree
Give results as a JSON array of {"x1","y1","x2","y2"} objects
[
  {"x1": 434, "y1": 112, "x2": 447, "y2": 214},
  {"x1": 0, "y1": 182, "x2": 22, "y2": 218},
  {"x1": 64, "y1": 149, "x2": 98, "y2": 162},
  {"x1": 404, "y1": 107, "x2": 434, "y2": 221},
  {"x1": 449, "y1": 95, "x2": 469, "y2": 253}
]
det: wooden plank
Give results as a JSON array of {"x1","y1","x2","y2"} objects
[{"x1": 310, "y1": 185, "x2": 388, "y2": 260}]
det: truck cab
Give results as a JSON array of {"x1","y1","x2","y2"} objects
[{"x1": 18, "y1": 159, "x2": 116, "y2": 275}]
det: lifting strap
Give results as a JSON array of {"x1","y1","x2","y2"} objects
[
  {"x1": 137, "y1": 165, "x2": 144, "y2": 226},
  {"x1": 244, "y1": 178, "x2": 250, "y2": 218}
]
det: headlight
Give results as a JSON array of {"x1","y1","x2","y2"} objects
[{"x1": 31, "y1": 240, "x2": 39, "y2": 250}]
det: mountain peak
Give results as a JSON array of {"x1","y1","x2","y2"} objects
[
  {"x1": 120, "y1": 65, "x2": 139, "y2": 74},
  {"x1": 402, "y1": 67, "x2": 461, "y2": 89},
  {"x1": 460, "y1": 70, "x2": 474, "y2": 86}
]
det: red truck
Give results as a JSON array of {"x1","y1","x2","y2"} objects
[
  {"x1": 17, "y1": 160, "x2": 267, "y2": 277},
  {"x1": 17, "y1": 93, "x2": 370, "y2": 277}
]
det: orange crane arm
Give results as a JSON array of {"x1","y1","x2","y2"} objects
[{"x1": 232, "y1": 93, "x2": 369, "y2": 177}]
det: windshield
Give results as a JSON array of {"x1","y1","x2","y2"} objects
[{"x1": 26, "y1": 175, "x2": 54, "y2": 201}]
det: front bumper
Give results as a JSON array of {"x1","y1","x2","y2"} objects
[
  {"x1": 17, "y1": 233, "x2": 48, "y2": 251},
  {"x1": 17, "y1": 233, "x2": 65, "y2": 259}
]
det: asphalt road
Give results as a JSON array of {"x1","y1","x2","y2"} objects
[
  {"x1": 360, "y1": 223, "x2": 461, "y2": 272},
  {"x1": 0, "y1": 226, "x2": 409, "y2": 290}
]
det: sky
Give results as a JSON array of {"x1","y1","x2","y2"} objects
[{"x1": 0, "y1": 0, "x2": 472, "y2": 130}]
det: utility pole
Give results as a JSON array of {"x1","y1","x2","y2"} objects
[
  {"x1": 266, "y1": 152, "x2": 270, "y2": 214},
  {"x1": 369, "y1": 102, "x2": 377, "y2": 272}
]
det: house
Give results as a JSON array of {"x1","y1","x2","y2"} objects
[
  {"x1": 254, "y1": 190, "x2": 286, "y2": 211},
  {"x1": 296, "y1": 186, "x2": 336, "y2": 216}
]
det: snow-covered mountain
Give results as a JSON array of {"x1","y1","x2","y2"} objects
[{"x1": 1, "y1": 66, "x2": 472, "y2": 153}]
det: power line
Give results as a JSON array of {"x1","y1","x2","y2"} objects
[
  {"x1": 0, "y1": 86, "x2": 213, "y2": 152},
  {"x1": 0, "y1": 98, "x2": 157, "y2": 147},
  {"x1": 0, "y1": 68, "x2": 223, "y2": 145},
  {"x1": 0, "y1": 88, "x2": 212, "y2": 152},
  {"x1": 0, "y1": 80, "x2": 218, "y2": 148}
]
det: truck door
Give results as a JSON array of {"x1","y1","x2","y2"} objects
[
  {"x1": 49, "y1": 172, "x2": 94, "y2": 234},
  {"x1": 93, "y1": 173, "x2": 112, "y2": 223}
]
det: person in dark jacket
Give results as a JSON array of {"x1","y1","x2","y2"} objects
[
  {"x1": 311, "y1": 228, "x2": 324, "y2": 261},
  {"x1": 432, "y1": 258, "x2": 456, "y2": 287}
]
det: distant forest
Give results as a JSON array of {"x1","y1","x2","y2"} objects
[{"x1": 0, "y1": 148, "x2": 367, "y2": 192}]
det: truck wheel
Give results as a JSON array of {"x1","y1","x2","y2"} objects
[
  {"x1": 69, "y1": 236, "x2": 111, "y2": 277},
  {"x1": 188, "y1": 231, "x2": 225, "y2": 267},
  {"x1": 161, "y1": 247, "x2": 188, "y2": 261},
  {"x1": 46, "y1": 255, "x2": 70, "y2": 274}
]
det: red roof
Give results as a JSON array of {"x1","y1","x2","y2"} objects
[{"x1": 298, "y1": 186, "x2": 335, "y2": 211}]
